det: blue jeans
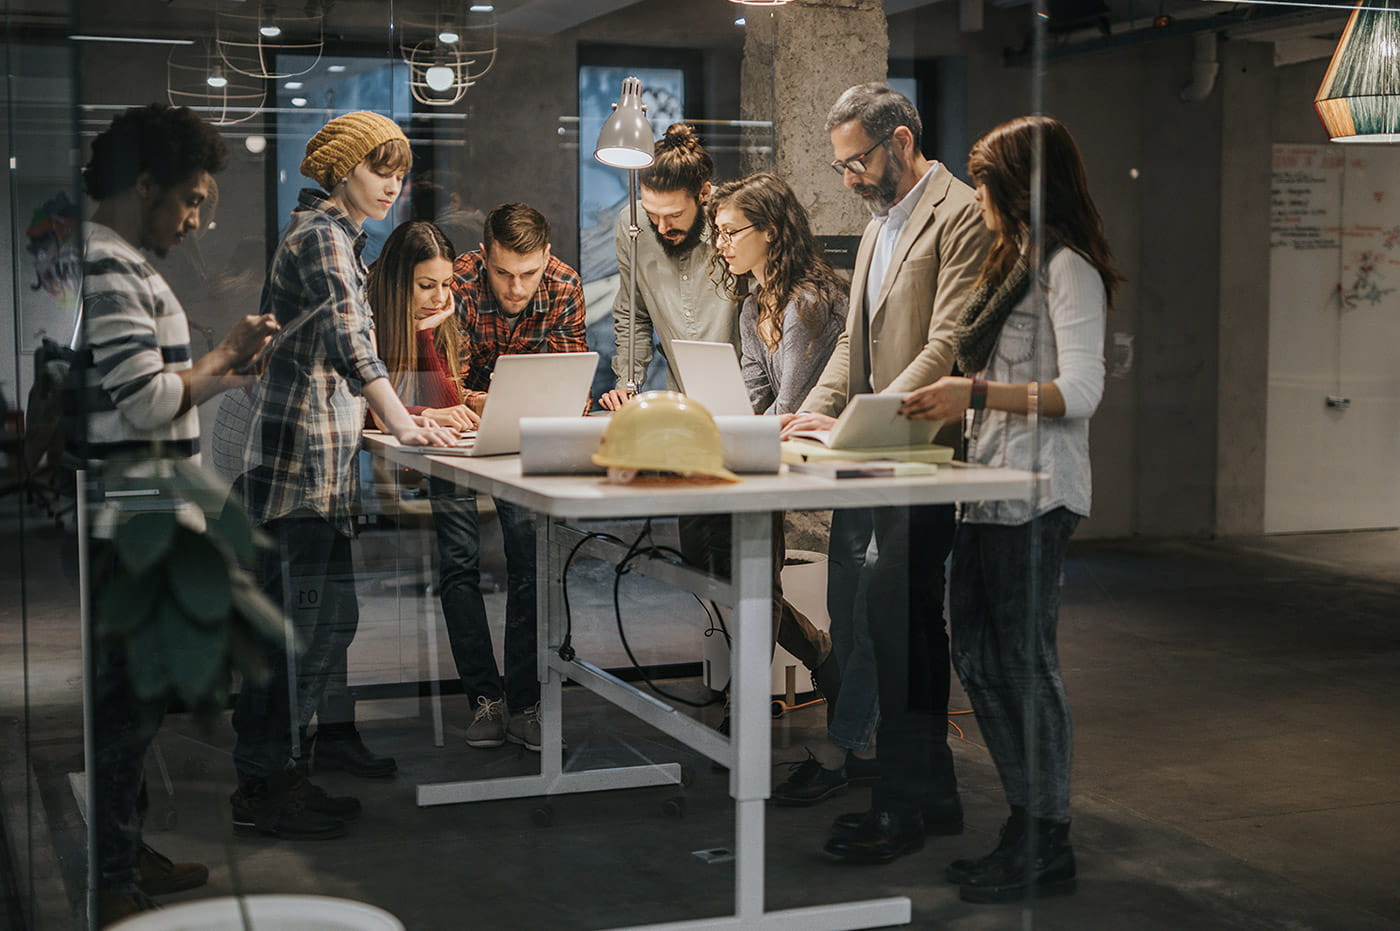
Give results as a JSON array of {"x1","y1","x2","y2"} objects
[
  {"x1": 430, "y1": 477, "x2": 539, "y2": 712},
  {"x1": 825, "y1": 508, "x2": 880, "y2": 752},
  {"x1": 233, "y1": 512, "x2": 358, "y2": 782},
  {"x1": 950, "y1": 507, "x2": 1079, "y2": 822}
]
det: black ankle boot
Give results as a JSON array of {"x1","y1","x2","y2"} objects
[
  {"x1": 313, "y1": 723, "x2": 397, "y2": 778},
  {"x1": 946, "y1": 806, "x2": 1027, "y2": 884},
  {"x1": 958, "y1": 816, "x2": 1075, "y2": 903}
]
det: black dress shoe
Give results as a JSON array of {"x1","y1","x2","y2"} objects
[
  {"x1": 823, "y1": 809, "x2": 925, "y2": 864},
  {"x1": 959, "y1": 818, "x2": 1076, "y2": 903},
  {"x1": 843, "y1": 753, "x2": 879, "y2": 786},
  {"x1": 831, "y1": 794, "x2": 962, "y2": 838},
  {"x1": 772, "y1": 753, "x2": 848, "y2": 806},
  {"x1": 313, "y1": 724, "x2": 397, "y2": 778}
]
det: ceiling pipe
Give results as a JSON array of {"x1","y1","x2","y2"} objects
[{"x1": 1181, "y1": 31, "x2": 1220, "y2": 102}]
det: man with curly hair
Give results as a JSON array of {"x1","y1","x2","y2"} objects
[{"x1": 77, "y1": 102, "x2": 277, "y2": 925}]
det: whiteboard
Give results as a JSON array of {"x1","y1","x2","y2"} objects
[{"x1": 1266, "y1": 144, "x2": 1400, "y2": 533}]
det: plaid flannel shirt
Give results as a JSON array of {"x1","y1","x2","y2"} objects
[
  {"x1": 450, "y1": 252, "x2": 588, "y2": 394},
  {"x1": 237, "y1": 189, "x2": 388, "y2": 535}
]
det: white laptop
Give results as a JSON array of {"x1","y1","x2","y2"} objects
[
  {"x1": 669, "y1": 339, "x2": 756, "y2": 417},
  {"x1": 788, "y1": 393, "x2": 941, "y2": 450},
  {"x1": 400, "y1": 351, "x2": 598, "y2": 457}
]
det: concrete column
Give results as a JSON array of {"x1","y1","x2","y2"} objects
[
  {"x1": 740, "y1": 0, "x2": 888, "y2": 237},
  {"x1": 1215, "y1": 39, "x2": 1274, "y2": 536}
]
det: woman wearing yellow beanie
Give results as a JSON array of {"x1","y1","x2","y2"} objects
[{"x1": 227, "y1": 111, "x2": 456, "y2": 841}]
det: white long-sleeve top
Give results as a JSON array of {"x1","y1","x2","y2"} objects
[{"x1": 962, "y1": 246, "x2": 1106, "y2": 525}]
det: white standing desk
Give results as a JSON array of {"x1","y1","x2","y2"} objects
[{"x1": 364, "y1": 433, "x2": 1040, "y2": 931}]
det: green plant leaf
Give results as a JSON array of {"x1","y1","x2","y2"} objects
[
  {"x1": 113, "y1": 510, "x2": 176, "y2": 576},
  {"x1": 170, "y1": 458, "x2": 236, "y2": 515},
  {"x1": 125, "y1": 606, "x2": 172, "y2": 703},
  {"x1": 159, "y1": 591, "x2": 227, "y2": 707},
  {"x1": 167, "y1": 528, "x2": 232, "y2": 625},
  {"x1": 207, "y1": 501, "x2": 262, "y2": 568},
  {"x1": 96, "y1": 564, "x2": 161, "y2": 636}
]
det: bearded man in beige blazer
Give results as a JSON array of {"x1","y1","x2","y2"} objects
[{"x1": 780, "y1": 84, "x2": 993, "y2": 865}]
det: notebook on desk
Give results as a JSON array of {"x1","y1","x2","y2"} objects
[{"x1": 396, "y1": 351, "x2": 598, "y2": 457}]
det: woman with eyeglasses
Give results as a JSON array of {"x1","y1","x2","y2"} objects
[
  {"x1": 900, "y1": 115, "x2": 1119, "y2": 903},
  {"x1": 708, "y1": 171, "x2": 874, "y2": 807}
]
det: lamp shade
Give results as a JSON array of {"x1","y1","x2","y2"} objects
[
  {"x1": 1315, "y1": 0, "x2": 1400, "y2": 143},
  {"x1": 594, "y1": 77, "x2": 655, "y2": 169}
]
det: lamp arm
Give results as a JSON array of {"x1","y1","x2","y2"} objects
[{"x1": 625, "y1": 168, "x2": 641, "y2": 396}]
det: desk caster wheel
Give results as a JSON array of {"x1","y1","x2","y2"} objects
[
  {"x1": 531, "y1": 805, "x2": 554, "y2": 827},
  {"x1": 662, "y1": 796, "x2": 686, "y2": 818}
]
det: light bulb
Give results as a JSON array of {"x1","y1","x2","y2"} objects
[
  {"x1": 424, "y1": 65, "x2": 455, "y2": 92},
  {"x1": 438, "y1": 30, "x2": 460, "y2": 43},
  {"x1": 469, "y1": 4, "x2": 494, "y2": 11},
  {"x1": 327, "y1": 64, "x2": 346, "y2": 73},
  {"x1": 207, "y1": 74, "x2": 228, "y2": 88},
  {"x1": 291, "y1": 96, "x2": 308, "y2": 107},
  {"x1": 284, "y1": 81, "x2": 303, "y2": 90},
  {"x1": 259, "y1": 24, "x2": 282, "y2": 37},
  {"x1": 245, "y1": 135, "x2": 268, "y2": 154}
]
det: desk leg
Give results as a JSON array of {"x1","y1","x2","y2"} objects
[
  {"x1": 611, "y1": 512, "x2": 910, "y2": 930},
  {"x1": 731, "y1": 511, "x2": 770, "y2": 921},
  {"x1": 539, "y1": 514, "x2": 564, "y2": 782}
]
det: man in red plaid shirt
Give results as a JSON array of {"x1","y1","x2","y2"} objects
[{"x1": 444, "y1": 203, "x2": 586, "y2": 751}]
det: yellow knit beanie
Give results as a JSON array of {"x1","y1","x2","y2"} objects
[{"x1": 299, "y1": 111, "x2": 408, "y2": 190}]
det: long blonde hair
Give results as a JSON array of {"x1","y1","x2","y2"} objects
[{"x1": 367, "y1": 220, "x2": 463, "y2": 404}]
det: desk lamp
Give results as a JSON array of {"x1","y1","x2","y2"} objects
[{"x1": 594, "y1": 76, "x2": 655, "y2": 398}]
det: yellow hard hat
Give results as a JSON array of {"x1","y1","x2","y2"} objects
[{"x1": 592, "y1": 390, "x2": 740, "y2": 483}]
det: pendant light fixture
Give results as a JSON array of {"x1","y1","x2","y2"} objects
[{"x1": 1315, "y1": 0, "x2": 1400, "y2": 143}]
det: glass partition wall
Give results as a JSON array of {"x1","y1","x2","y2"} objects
[{"x1": 4, "y1": 0, "x2": 1397, "y2": 928}]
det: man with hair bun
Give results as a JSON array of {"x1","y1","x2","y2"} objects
[{"x1": 598, "y1": 123, "x2": 737, "y2": 410}]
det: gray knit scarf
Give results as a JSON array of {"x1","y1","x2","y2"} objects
[{"x1": 952, "y1": 244, "x2": 1058, "y2": 376}]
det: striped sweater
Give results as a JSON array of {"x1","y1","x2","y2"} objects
[{"x1": 75, "y1": 221, "x2": 198, "y2": 460}]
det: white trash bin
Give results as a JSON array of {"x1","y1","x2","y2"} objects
[
  {"x1": 109, "y1": 895, "x2": 404, "y2": 931},
  {"x1": 700, "y1": 549, "x2": 831, "y2": 702}
]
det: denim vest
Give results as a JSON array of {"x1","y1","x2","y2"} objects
[{"x1": 961, "y1": 250, "x2": 1101, "y2": 526}]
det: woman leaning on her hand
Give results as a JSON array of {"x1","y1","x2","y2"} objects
[{"x1": 900, "y1": 115, "x2": 1120, "y2": 904}]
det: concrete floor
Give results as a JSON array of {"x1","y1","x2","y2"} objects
[{"x1": 3, "y1": 499, "x2": 1400, "y2": 929}]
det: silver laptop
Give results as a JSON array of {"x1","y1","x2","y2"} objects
[
  {"x1": 669, "y1": 339, "x2": 755, "y2": 417},
  {"x1": 400, "y1": 351, "x2": 598, "y2": 457},
  {"x1": 789, "y1": 393, "x2": 941, "y2": 450}
]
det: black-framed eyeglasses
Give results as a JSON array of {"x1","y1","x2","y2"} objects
[
  {"x1": 715, "y1": 223, "x2": 755, "y2": 245},
  {"x1": 829, "y1": 133, "x2": 893, "y2": 176}
]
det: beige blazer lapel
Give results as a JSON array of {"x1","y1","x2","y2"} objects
[{"x1": 870, "y1": 169, "x2": 954, "y2": 326}]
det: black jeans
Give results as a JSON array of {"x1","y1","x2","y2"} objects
[
  {"x1": 860, "y1": 503, "x2": 958, "y2": 817},
  {"x1": 951, "y1": 508, "x2": 1079, "y2": 822},
  {"x1": 92, "y1": 543, "x2": 165, "y2": 892},
  {"x1": 429, "y1": 477, "x2": 539, "y2": 712},
  {"x1": 232, "y1": 511, "x2": 358, "y2": 783}
]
